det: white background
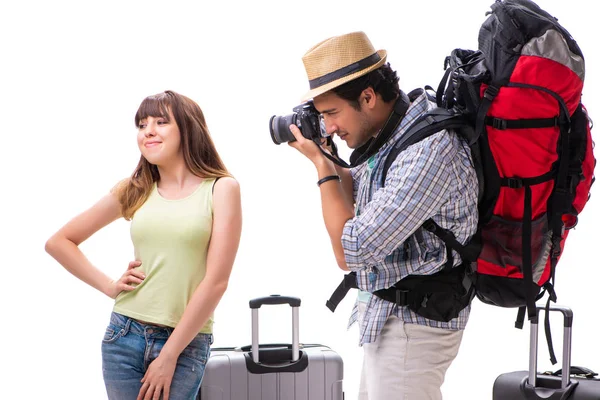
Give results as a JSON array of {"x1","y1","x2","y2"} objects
[{"x1": 1, "y1": 0, "x2": 598, "y2": 399}]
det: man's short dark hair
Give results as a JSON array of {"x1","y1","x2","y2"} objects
[{"x1": 332, "y1": 63, "x2": 400, "y2": 110}]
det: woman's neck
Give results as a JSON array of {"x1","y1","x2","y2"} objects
[{"x1": 156, "y1": 158, "x2": 201, "y2": 190}]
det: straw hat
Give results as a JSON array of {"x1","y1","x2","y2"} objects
[{"x1": 301, "y1": 31, "x2": 387, "y2": 101}]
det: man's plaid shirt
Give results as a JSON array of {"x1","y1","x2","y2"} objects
[{"x1": 341, "y1": 91, "x2": 479, "y2": 345}]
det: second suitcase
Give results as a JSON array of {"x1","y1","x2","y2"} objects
[
  {"x1": 199, "y1": 295, "x2": 344, "y2": 400},
  {"x1": 493, "y1": 306, "x2": 600, "y2": 399}
]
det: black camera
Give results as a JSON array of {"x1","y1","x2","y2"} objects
[{"x1": 269, "y1": 101, "x2": 328, "y2": 145}]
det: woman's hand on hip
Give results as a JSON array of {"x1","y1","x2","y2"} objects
[{"x1": 106, "y1": 260, "x2": 145, "y2": 299}]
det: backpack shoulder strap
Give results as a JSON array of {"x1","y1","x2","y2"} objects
[{"x1": 381, "y1": 108, "x2": 472, "y2": 184}]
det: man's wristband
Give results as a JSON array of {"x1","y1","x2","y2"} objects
[{"x1": 317, "y1": 175, "x2": 341, "y2": 187}]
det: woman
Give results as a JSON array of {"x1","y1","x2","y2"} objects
[{"x1": 45, "y1": 90, "x2": 242, "y2": 400}]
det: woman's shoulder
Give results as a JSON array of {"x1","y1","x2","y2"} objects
[
  {"x1": 212, "y1": 176, "x2": 240, "y2": 193},
  {"x1": 211, "y1": 177, "x2": 241, "y2": 214}
]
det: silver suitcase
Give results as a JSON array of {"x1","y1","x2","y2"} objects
[{"x1": 199, "y1": 295, "x2": 344, "y2": 400}]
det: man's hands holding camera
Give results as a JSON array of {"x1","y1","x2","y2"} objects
[{"x1": 288, "y1": 124, "x2": 335, "y2": 168}]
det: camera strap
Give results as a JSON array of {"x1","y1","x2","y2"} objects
[{"x1": 316, "y1": 90, "x2": 410, "y2": 169}]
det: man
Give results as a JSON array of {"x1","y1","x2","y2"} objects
[{"x1": 288, "y1": 31, "x2": 479, "y2": 399}]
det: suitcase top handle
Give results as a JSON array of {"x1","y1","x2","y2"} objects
[
  {"x1": 534, "y1": 305, "x2": 573, "y2": 327},
  {"x1": 249, "y1": 295, "x2": 301, "y2": 309},
  {"x1": 250, "y1": 295, "x2": 301, "y2": 363},
  {"x1": 529, "y1": 305, "x2": 574, "y2": 390}
]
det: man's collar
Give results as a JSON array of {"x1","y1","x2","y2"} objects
[{"x1": 348, "y1": 91, "x2": 410, "y2": 166}]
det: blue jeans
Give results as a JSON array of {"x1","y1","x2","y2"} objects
[{"x1": 101, "y1": 312, "x2": 212, "y2": 400}]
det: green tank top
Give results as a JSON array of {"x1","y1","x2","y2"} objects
[{"x1": 113, "y1": 179, "x2": 215, "y2": 333}]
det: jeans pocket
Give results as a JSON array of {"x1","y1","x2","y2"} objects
[
  {"x1": 102, "y1": 324, "x2": 123, "y2": 344},
  {"x1": 180, "y1": 334, "x2": 211, "y2": 364}
]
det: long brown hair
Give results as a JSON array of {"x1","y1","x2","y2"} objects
[{"x1": 113, "y1": 90, "x2": 230, "y2": 220}]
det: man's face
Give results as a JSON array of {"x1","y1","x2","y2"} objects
[{"x1": 313, "y1": 91, "x2": 375, "y2": 149}]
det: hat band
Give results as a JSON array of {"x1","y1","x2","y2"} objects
[{"x1": 308, "y1": 53, "x2": 381, "y2": 89}]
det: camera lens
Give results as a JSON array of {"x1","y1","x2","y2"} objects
[{"x1": 269, "y1": 113, "x2": 298, "y2": 145}]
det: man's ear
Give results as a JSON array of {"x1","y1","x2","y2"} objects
[{"x1": 361, "y1": 87, "x2": 377, "y2": 109}]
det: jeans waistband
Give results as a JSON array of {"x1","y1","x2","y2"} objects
[{"x1": 109, "y1": 312, "x2": 174, "y2": 339}]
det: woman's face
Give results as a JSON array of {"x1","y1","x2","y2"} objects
[{"x1": 136, "y1": 108, "x2": 182, "y2": 166}]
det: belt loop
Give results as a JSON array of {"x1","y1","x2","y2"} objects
[{"x1": 122, "y1": 316, "x2": 132, "y2": 336}]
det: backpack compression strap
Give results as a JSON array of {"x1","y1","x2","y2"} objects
[
  {"x1": 326, "y1": 272, "x2": 358, "y2": 312},
  {"x1": 326, "y1": 261, "x2": 474, "y2": 317}
]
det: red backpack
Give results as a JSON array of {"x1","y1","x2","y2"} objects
[
  {"x1": 468, "y1": 0, "x2": 595, "y2": 362},
  {"x1": 327, "y1": 0, "x2": 595, "y2": 364},
  {"x1": 383, "y1": 0, "x2": 594, "y2": 361}
]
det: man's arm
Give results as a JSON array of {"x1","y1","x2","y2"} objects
[
  {"x1": 334, "y1": 164, "x2": 354, "y2": 206},
  {"x1": 314, "y1": 159, "x2": 354, "y2": 271},
  {"x1": 288, "y1": 125, "x2": 354, "y2": 271}
]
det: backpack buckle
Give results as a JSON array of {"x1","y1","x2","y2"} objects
[
  {"x1": 395, "y1": 289, "x2": 409, "y2": 306},
  {"x1": 343, "y1": 272, "x2": 357, "y2": 289},
  {"x1": 484, "y1": 85, "x2": 500, "y2": 101},
  {"x1": 551, "y1": 237, "x2": 563, "y2": 259},
  {"x1": 505, "y1": 178, "x2": 523, "y2": 188},
  {"x1": 422, "y1": 219, "x2": 437, "y2": 233},
  {"x1": 492, "y1": 118, "x2": 508, "y2": 130}
]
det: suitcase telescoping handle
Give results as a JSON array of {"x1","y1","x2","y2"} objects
[
  {"x1": 249, "y1": 295, "x2": 301, "y2": 363},
  {"x1": 529, "y1": 305, "x2": 573, "y2": 389}
]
